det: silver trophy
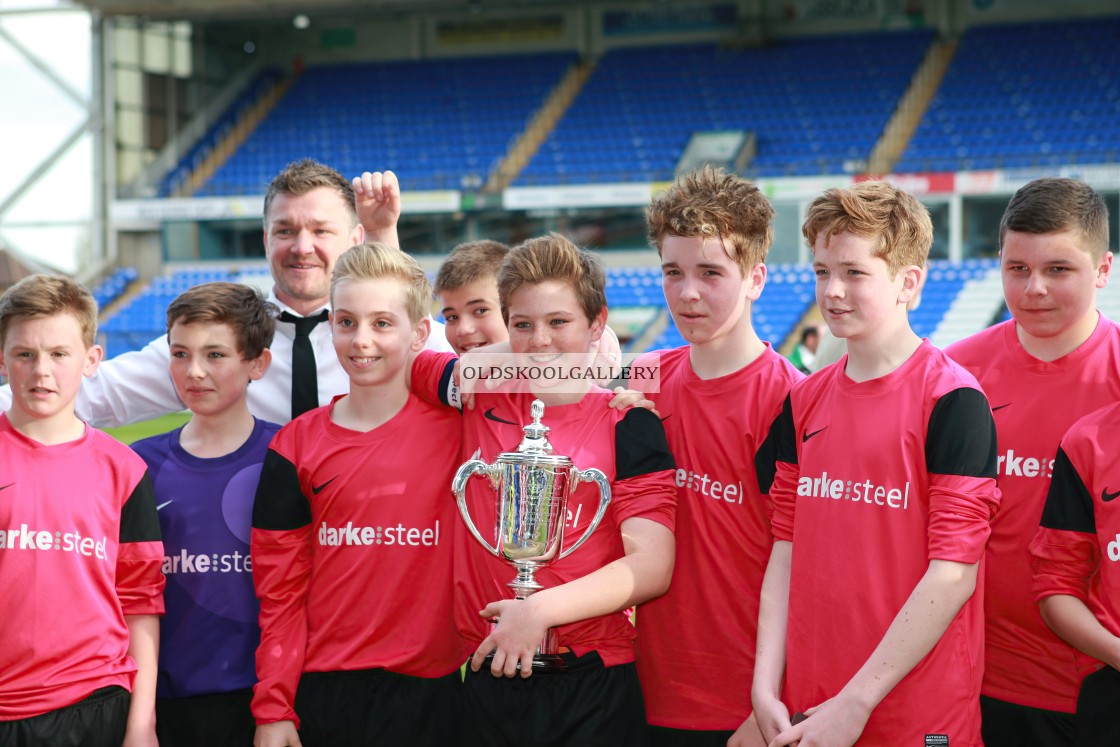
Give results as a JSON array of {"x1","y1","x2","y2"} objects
[{"x1": 453, "y1": 399, "x2": 611, "y2": 671}]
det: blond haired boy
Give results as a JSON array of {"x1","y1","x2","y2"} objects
[
  {"x1": 0, "y1": 275, "x2": 164, "y2": 746},
  {"x1": 741, "y1": 182, "x2": 1000, "y2": 747},
  {"x1": 251, "y1": 243, "x2": 464, "y2": 747}
]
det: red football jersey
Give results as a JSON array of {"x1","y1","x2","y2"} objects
[
  {"x1": 946, "y1": 315, "x2": 1120, "y2": 712},
  {"x1": 0, "y1": 416, "x2": 165, "y2": 720},
  {"x1": 250, "y1": 395, "x2": 466, "y2": 727},
  {"x1": 412, "y1": 351, "x2": 677, "y2": 667},
  {"x1": 771, "y1": 342, "x2": 999, "y2": 746},
  {"x1": 631, "y1": 345, "x2": 802, "y2": 730},
  {"x1": 1031, "y1": 400, "x2": 1120, "y2": 676}
]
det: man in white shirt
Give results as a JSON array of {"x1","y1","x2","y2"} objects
[{"x1": 0, "y1": 159, "x2": 451, "y2": 426}]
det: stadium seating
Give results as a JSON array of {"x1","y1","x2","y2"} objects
[
  {"x1": 897, "y1": 16, "x2": 1120, "y2": 173},
  {"x1": 92, "y1": 267, "x2": 138, "y2": 310},
  {"x1": 192, "y1": 53, "x2": 576, "y2": 196},
  {"x1": 164, "y1": 16, "x2": 1119, "y2": 195},
  {"x1": 640, "y1": 264, "x2": 816, "y2": 350},
  {"x1": 517, "y1": 29, "x2": 934, "y2": 185},
  {"x1": 910, "y1": 258, "x2": 998, "y2": 340},
  {"x1": 929, "y1": 258, "x2": 1003, "y2": 347},
  {"x1": 101, "y1": 264, "x2": 821, "y2": 358},
  {"x1": 100, "y1": 268, "x2": 235, "y2": 358},
  {"x1": 160, "y1": 68, "x2": 284, "y2": 197},
  {"x1": 174, "y1": 30, "x2": 936, "y2": 195}
]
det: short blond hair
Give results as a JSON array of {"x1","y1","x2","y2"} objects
[
  {"x1": 0, "y1": 274, "x2": 98, "y2": 348},
  {"x1": 330, "y1": 242, "x2": 432, "y2": 325},
  {"x1": 646, "y1": 165, "x2": 774, "y2": 273},
  {"x1": 498, "y1": 233, "x2": 606, "y2": 325},
  {"x1": 803, "y1": 181, "x2": 932, "y2": 277}
]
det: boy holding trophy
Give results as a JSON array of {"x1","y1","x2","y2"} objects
[
  {"x1": 250, "y1": 242, "x2": 465, "y2": 747},
  {"x1": 412, "y1": 233, "x2": 677, "y2": 746}
]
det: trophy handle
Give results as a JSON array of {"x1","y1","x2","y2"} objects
[
  {"x1": 452, "y1": 459, "x2": 501, "y2": 558},
  {"x1": 558, "y1": 468, "x2": 612, "y2": 561}
]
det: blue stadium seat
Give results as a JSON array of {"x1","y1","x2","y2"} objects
[
  {"x1": 897, "y1": 16, "x2": 1120, "y2": 174},
  {"x1": 189, "y1": 53, "x2": 576, "y2": 195},
  {"x1": 517, "y1": 30, "x2": 933, "y2": 185}
]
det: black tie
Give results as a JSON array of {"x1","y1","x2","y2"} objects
[{"x1": 279, "y1": 310, "x2": 330, "y2": 419}]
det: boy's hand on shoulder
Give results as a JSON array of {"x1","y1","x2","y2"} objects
[
  {"x1": 352, "y1": 170, "x2": 401, "y2": 248},
  {"x1": 769, "y1": 696, "x2": 869, "y2": 747},
  {"x1": 589, "y1": 327, "x2": 622, "y2": 386},
  {"x1": 254, "y1": 721, "x2": 302, "y2": 747},
  {"x1": 609, "y1": 386, "x2": 658, "y2": 416},
  {"x1": 459, "y1": 343, "x2": 513, "y2": 410},
  {"x1": 472, "y1": 597, "x2": 549, "y2": 679}
]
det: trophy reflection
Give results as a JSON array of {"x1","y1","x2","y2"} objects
[{"x1": 452, "y1": 399, "x2": 611, "y2": 672}]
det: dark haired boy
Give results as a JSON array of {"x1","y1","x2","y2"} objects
[
  {"x1": 435, "y1": 239, "x2": 511, "y2": 355},
  {"x1": 946, "y1": 177, "x2": 1120, "y2": 747},
  {"x1": 129, "y1": 281, "x2": 278, "y2": 747}
]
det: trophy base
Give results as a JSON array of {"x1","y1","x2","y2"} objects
[
  {"x1": 482, "y1": 651, "x2": 567, "y2": 673},
  {"x1": 483, "y1": 621, "x2": 567, "y2": 673},
  {"x1": 529, "y1": 652, "x2": 567, "y2": 673}
]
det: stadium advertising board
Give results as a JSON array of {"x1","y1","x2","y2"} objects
[{"x1": 113, "y1": 191, "x2": 462, "y2": 228}]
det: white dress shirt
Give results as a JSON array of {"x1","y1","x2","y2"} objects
[{"x1": 0, "y1": 290, "x2": 453, "y2": 427}]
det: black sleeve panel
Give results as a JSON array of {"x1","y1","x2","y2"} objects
[
  {"x1": 755, "y1": 400, "x2": 794, "y2": 495},
  {"x1": 763, "y1": 394, "x2": 799, "y2": 487},
  {"x1": 615, "y1": 407, "x2": 676, "y2": 481},
  {"x1": 119, "y1": 471, "x2": 162, "y2": 543},
  {"x1": 438, "y1": 358, "x2": 458, "y2": 409},
  {"x1": 925, "y1": 387, "x2": 998, "y2": 478},
  {"x1": 252, "y1": 449, "x2": 312, "y2": 531},
  {"x1": 1040, "y1": 447, "x2": 1097, "y2": 534}
]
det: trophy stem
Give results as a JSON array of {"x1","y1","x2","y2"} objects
[
  {"x1": 505, "y1": 562, "x2": 566, "y2": 672},
  {"x1": 508, "y1": 563, "x2": 545, "y2": 600}
]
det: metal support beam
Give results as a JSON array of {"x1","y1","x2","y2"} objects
[
  {"x1": 0, "y1": 22, "x2": 89, "y2": 109},
  {"x1": 91, "y1": 10, "x2": 109, "y2": 269},
  {"x1": 0, "y1": 5, "x2": 98, "y2": 272},
  {"x1": 0, "y1": 117, "x2": 92, "y2": 219}
]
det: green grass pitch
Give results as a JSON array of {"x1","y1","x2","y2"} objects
[{"x1": 103, "y1": 412, "x2": 192, "y2": 444}]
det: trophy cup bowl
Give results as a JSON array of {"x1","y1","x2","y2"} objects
[{"x1": 453, "y1": 399, "x2": 611, "y2": 671}]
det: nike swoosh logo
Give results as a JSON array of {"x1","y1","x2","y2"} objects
[
  {"x1": 0, "y1": 483, "x2": 13, "y2": 492},
  {"x1": 1103, "y1": 488, "x2": 1120, "y2": 503},
  {"x1": 992, "y1": 403, "x2": 1011, "y2": 412},
  {"x1": 802, "y1": 427, "x2": 828, "y2": 443},
  {"x1": 484, "y1": 407, "x2": 517, "y2": 425},
  {"x1": 156, "y1": 500, "x2": 173, "y2": 511},
  {"x1": 312, "y1": 476, "x2": 338, "y2": 495}
]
